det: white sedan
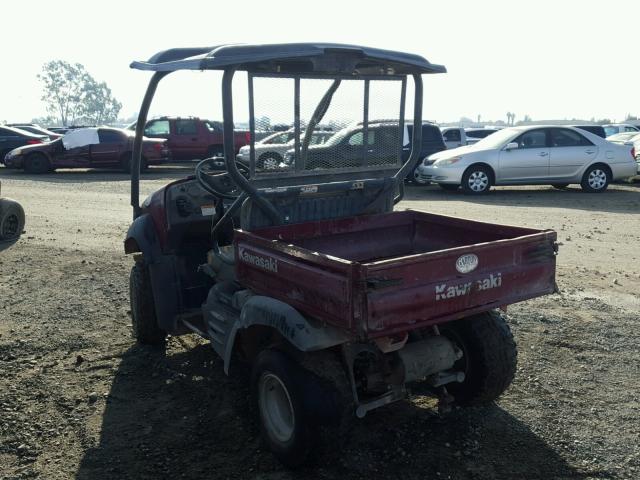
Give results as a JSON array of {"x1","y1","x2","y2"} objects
[{"x1": 417, "y1": 125, "x2": 637, "y2": 194}]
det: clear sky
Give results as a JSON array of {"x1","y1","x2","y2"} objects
[{"x1": 2, "y1": 0, "x2": 638, "y2": 125}]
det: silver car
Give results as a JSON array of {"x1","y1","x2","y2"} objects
[
  {"x1": 607, "y1": 132, "x2": 640, "y2": 174},
  {"x1": 237, "y1": 130, "x2": 333, "y2": 170},
  {"x1": 417, "y1": 125, "x2": 637, "y2": 194}
]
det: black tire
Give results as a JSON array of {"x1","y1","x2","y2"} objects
[
  {"x1": 257, "y1": 153, "x2": 282, "y2": 170},
  {"x1": 252, "y1": 349, "x2": 330, "y2": 468},
  {"x1": 0, "y1": 198, "x2": 25, "y2": 242},
  {"x1": 207, "y1": 146, "x2": 224, "y2": 159},
  {"x1": 129, "y1": 262, "x2": 165, "y2": 345},
  {"x1": 551, "y1": 183, "x2": 569, "y2": 189},
  {"x1": 121, "y1": 153, "x2": 147, "y2": 174},
  {"x1": 580, "y1": 165, "x2": 610, "y2": 193},
  {"x1": 24, "y1": 153, "x2": 51, "y2": 174},
  {"x1": 439, "y1": 183, "x2": 460, "y2": 191},
  {"x1": 461, "y1": 165, "x2": 493, "y2": 195},
  {"x1": 120, "y1": 152, "x2": 132, "y2": 173},
  {"x1": 440, "y1": 311, "x2": 517, "y2": 405}
]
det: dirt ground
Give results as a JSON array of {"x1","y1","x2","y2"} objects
[{"x1": 1, "y1": 165, "x2": 639, "y2": 480}]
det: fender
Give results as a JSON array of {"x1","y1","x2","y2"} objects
[
  {"x1": 221, "y1": 295, "x2": 349, "y2": 374},
  {"x1": 123, "y1": 213, "x2": 161, "y2": 260},
  {"x1": 124, "y1": 213, "x2": 180, "y2": 333}
]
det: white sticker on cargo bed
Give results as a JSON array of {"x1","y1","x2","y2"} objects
[
  {"x1": 435, "y1": 273, "x2": 502, "y2": 301},
  {"x1": 201, "y1": 204, "x2": 216, "y2": 216},
  {"x1": 238, "y1": 247, "x2": 278, "y2": 273}
]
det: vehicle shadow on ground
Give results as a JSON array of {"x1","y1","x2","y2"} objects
[
  {"x1": 75, "y1": 343, "x2": 603, "y2": 480},
  {"x1": 404, "y1": 182, "x2": 640, "y2": 214},
  {"x1": 0, "y1": 164, "x2": 195, "y2": 184}
]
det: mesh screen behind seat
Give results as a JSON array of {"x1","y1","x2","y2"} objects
[{"x1": 249, "y1": 75, "x2": 405, "y2": 179}]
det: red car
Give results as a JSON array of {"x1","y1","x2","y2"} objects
[
  {"x1": 3, "y1": 127, "x2": 169, "y2": 173},
  {"x1": 134, "y1": 116, "x2": 250, "y2": 160}
]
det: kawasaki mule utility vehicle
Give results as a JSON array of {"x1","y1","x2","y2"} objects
[{"x1": 125, "y1": 43, "x2": 558, "y2": 467}]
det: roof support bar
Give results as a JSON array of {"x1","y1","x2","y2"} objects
[
  {"x1": 131, "y1": 71, "x2": 170, "y2": 219},
  {"x1": 221, "y1": 69, "x2": 282, "y2": 225},
  {"x1": 394, "y1": 74, "x2": 423, "y2": 204}
]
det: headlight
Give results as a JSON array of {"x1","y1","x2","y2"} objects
[
  {"x1": 239, "y1": 146, "x2": 249, "y2": 154},
  {"x1": 434, "y1": 156, "x2": 461, "y2": 167}
]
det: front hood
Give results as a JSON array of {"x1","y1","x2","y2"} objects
[
  {"x1": 428, "y1": 144, "x2": 476, "y2": 161},
  {"x1": 11, "y1": 143, "x2": 51, "y2": 155},
  {"x1": 428, "y1": 142, "x2": 500, "y2": 161}
]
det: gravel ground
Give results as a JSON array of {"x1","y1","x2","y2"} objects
[{"x1": 1, "y1": 166, "x2": 639, "y2": 480}]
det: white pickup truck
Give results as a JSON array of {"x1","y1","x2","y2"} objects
[{"x1": 440, "y1": 127, "x2": 500, "y2": 149}]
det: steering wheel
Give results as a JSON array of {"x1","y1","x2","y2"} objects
[{"x1": 195, "y1": 157, "x2": 249, "y2": 200}]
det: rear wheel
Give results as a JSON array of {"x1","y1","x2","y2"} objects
[
  {"x1": 439, "y1": 183, "x2": 460, "y2": 191},
  {"x1": 24, "y1": 153, "x2": 51, "y2": 174},
  {"x1": 581, "y1": 165, "x2": 610, "y2": 192},
  {"x1": 440, "y1": 311, "x2": 517, "y2": 405},
  {"x1": 121, "y1": 153, "x2": 147, "y2": 174},
  {"x1": 252, "y1": 350, "x2": 318, "y2": 467},
  {"x1": 461, "y1": 165, "x2": 492, "y2": 195},
  {"x1": 129, "y1": 262, "x2": 165, "y2": 345},
  {"x1": 207, "y1": 145, "x2": 224, "y2": 159}
]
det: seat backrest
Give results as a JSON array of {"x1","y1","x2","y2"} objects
[{"x1": 240, "y1": 179, "x2": 396, "y2": 231}]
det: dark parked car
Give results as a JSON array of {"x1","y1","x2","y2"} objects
[
  {"x1": 8, "y1": 124, "x2": 62, "y2": 141},
  {"x1": 0, "y1": 126, "x2": 48, "y2": 160},
  {"x1": 570, "y1": 125, "x2": 607, "y2": 138},
  {"x1": 282, "y1": 121, "x2": 446, "y2": 185},
  {"x1": 129, "y1": 116, "x2": 251, "y2": 160},
  {"x1": 3, "y1": 127, "x2": 169, "y2": 173}
]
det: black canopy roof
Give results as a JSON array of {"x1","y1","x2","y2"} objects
[{"x1": 130, "y1": 43, "x2": 446, "y2": 76}]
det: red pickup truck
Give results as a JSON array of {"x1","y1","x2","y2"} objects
[{"x1": 136, "y1": 116, "x2": 250, "y2": 160}]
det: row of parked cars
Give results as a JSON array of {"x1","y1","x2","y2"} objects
[{"x1": 1, "y1": 118, "x2": 638, "y2": 193}]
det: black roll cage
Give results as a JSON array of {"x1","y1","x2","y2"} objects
[{"x1": 130, "y1": 44, "x2": 441, "y2": 221}]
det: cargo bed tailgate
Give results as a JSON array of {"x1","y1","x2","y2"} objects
[{"x1": 363, "y1": 231, "x2": 557, "y2": 335}]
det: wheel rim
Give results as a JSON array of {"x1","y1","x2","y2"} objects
[
  {"x1": 467, "y1": 171, "x2": 489, "y2": 192},
  {"x1": 588, "y1": 169, "x2": 607, "y2": 190},
  {"x1": 259, "y1": 373, "x2": 295, "y2": 443},
  {"x1": 1, "y1": 214, "x2": 19, "y2": 237},
  {"x1": 259, "y1": 372, "x2": 295, "y2": 443},
  {"x1": 262, "y1": 157, "x2": 279, "y2": 170}
]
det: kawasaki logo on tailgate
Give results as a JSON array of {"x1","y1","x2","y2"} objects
[
  {"x1": 435, "y1": 273, "x2": 502, "y2": 301},
  {"x1": 238, "y1": 247, "x2": 278, "y2": 273}
]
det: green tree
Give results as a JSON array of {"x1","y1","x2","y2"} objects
[
  {"x1": 37, "y1": 60, "x2": 121, "y2": 126},
  {"x1": 81, "y1": 79, "x2": 122, "y2": 125}
]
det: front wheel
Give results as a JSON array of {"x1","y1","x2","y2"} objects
[
  {"x1": 581, "y1": 165, "x2": 610, "y2": 192},
  {"x1": 461, "y1": 165, "x2": 492, "y2": 195},
  {"x1": 24, "y1": 153, "x2": 51, "y2": 174},
  {"x1": 440, "y1": 311, "x2": 517, "y2": 405},
  {"x1": 129, "y1": 262, "x2": 165, "y2": 345},
  {"x1": 258, "y1": 153, "x2": 282, "y2": 170}
]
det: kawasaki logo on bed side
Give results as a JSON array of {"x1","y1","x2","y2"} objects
[
  {"x1": 238, "y1": 247, "x2": 278, "y2": 273},
  {"x1": 435, "y1": 273, "x2": 502, "y2": 301}
]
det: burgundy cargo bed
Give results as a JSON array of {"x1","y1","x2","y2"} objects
[{"x1": 234, "y1": 210, "x2": 557, "y2": 337}]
